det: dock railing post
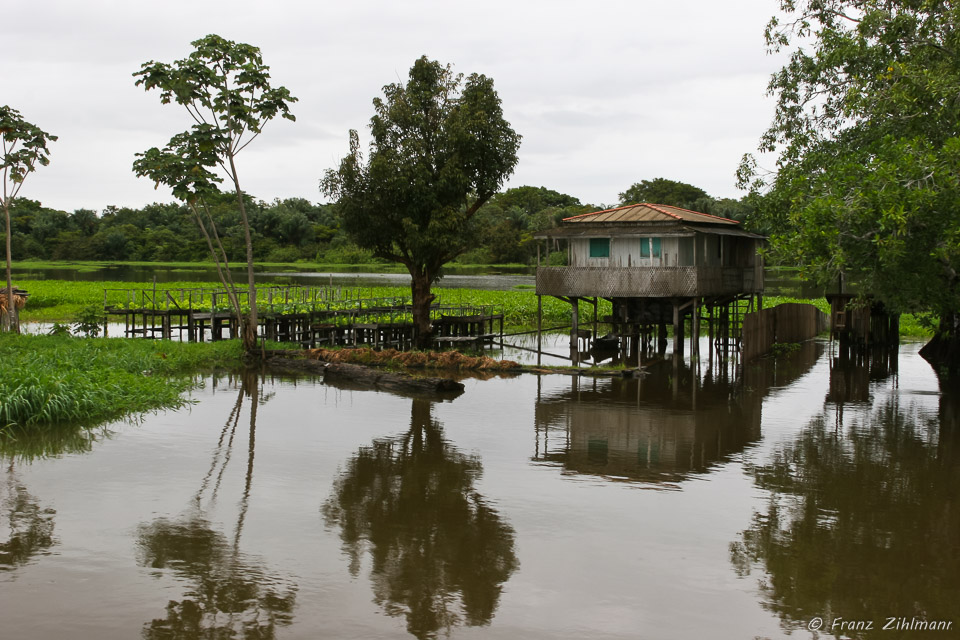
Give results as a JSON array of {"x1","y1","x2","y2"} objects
[{"x1": 536, "y1": 295, "x2": 543, "y2": 365}]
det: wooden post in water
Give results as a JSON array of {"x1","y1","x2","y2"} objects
[
  {"x1": 672, "y1": 300, "x2": 681, "y2": 355},
  {"x1": 691, "y1": 297, "x2": 700, "y2": 358},
  {"x1": 570, "y1": 297, "x2": 579, "y2": 365},
  {"x1": 536, "y1": 294, "x2": 542, "y2": 366},
  {"x1": 592, "y1": 297, "x2": 598, "y2": 345},
  {"x1": 102, "y1": 289, "x2": 108, "y2": 338}
]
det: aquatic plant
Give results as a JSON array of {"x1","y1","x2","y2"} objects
[{"x1": 0, "y1": 334, "x2": 241, "y2": 429}]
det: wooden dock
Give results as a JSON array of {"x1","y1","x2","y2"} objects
[{"x1": 102, "y1": 284, "x2": 503, "y2": 350}]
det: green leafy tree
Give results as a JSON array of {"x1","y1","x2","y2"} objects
[
  {"x1": 491, "y1": 185, "x2": 583, "y2": 215},
  {"x1": 738, "y1": 0, "x2": 960, "y2": 367},
  {"x1": 618, "y1": 178, "x2": 709, "y2": 209},
  {"x1": 323, "y1": 56, "x2": 521, "y2": 344},
  {"x1": 134, "y1": 130, "x2": 246, "y2": 336},
  {"x1": 0, "y1": 107, "x2": 56, "y2": 333},
  {"x1": 134, "y1": 34, "x2": 296, "y2": 352}
]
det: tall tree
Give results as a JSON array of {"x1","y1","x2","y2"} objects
[
  {"x1": 134, "y1": 34, "x2": 296, "y2": 352},
  {"x1": 323, "y1": 56, "x2": 521, "y2": 344},
  {"x1": 738, "y1": 0, "x2": 960, "y2": 367},
  {"x1": 618, "y1": 178, "x2": 709, "y2": 209},
  {"x1": 134, "y1": 130, "x2": 247, "y2": 337},
  {"x1": 0, "y1": 107, "x2": 56, "y2": 333}
]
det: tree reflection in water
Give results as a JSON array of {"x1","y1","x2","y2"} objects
[
  {"x1": 0, "y1": 465, "x2": 56, "y2": 572},
  {"x1": 731, "y1": 349, "x2": 960, "y2": 636},
  {"x1": 136, "y1": 370, "x2": 297, "y2": 639},
  {"x1": 1, "y1": 422, "x2": 111, "y2": 573},
  {"x1": 323, "y1": 398, "x2": 518, "y2": 640},
  {"x1": 136, "y1": 515, "x2": 296, "y2": 639}
]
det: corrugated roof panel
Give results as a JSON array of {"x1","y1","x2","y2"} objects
[{"x1": 564, "y1": 203, "x2": 739, "y2": 226}]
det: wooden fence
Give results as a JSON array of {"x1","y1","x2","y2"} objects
[{"x1": 742, "y1": 303, "x2": 829, "y2": 362}]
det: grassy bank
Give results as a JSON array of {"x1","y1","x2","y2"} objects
[{"x1": 0, "y1": 334, "x2": 241, "y2": 430}]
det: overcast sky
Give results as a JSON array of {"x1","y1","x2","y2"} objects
[{"x1": 4, "y1": 0, "x2": 786, "y2": 213}]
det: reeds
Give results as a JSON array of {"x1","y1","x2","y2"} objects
[{"x1": 0, "y1": 334, "x2": 241, "y2": 429}]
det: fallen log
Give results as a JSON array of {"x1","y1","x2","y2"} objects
[{"x1": 263, "y1": 352, "x2": 465, "y2": 399}]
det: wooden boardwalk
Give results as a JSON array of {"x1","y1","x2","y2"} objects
[{"x1": 102, "y1": 284, "x2": 503, "y2": 349}]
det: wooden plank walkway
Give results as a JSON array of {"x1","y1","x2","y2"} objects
[{"x1": 102, "y1": 284, "x2": 504, "y2": 350}]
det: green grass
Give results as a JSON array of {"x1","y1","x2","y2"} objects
[
  {"x1": 13, "y1": 279, "x2": 602, "y2": 328},
  {"x1": 17, "y1": 279, "x2": 227, "y2": 322},
  {"x1": 11, "y1": 258, "x2": 533, "y2": 273},
  {"x1": 897, "y1": 313, "x2": 935, "y2": 339},
  {"x1": 13, "y1": 278, "x2": 934, "y2": 339},
  {"x1": 0, "y1": 334, "x2": 242, "y2": 430}
]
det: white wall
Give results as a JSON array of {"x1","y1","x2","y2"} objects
[{"x1": 570, "y1": 236, "x2": 690, "y2": 267}]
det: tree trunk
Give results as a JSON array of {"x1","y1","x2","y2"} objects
[
  {"x1": 191, "y1": 201, "x2": 244, "y2": 344},
  {"x1": 3, "y1": 199, "x2": 17, "y2": 334},
  {"x1": 410, "y1": 268, "x2": 436, "y2": 349},
  {"x1": 228, "y1": 155, "x2": 258, "y2": 354},
  {"x1": 920, "y1": 311, "x2": 960, "y2": 374}
]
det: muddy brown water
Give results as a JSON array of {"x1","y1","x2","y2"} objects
[{"x1": 1, "y1": 341, "x2": 958, "y2": 639}]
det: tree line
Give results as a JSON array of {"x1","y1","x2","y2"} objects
[{"x1": 4, "y1": 179, "x2": 751, "y2": 266}]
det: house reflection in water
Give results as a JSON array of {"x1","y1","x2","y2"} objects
[{"x1": 533, "y1": 343, "x2": 822, "y2": 485}]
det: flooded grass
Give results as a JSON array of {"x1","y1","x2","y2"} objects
[
  {"x1": 0, "y1": 334, "x2": 241, "y2": 429},
  {"x1": 11, "y1": 277, "x2": 932, "y2": 340}
]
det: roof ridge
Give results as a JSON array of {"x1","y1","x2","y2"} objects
[
  {"x1": 562, "y1": 203, "x2": 640, "y2": 221},
  {"x1": 643, "y1": 203, "x2": 683, "y2": 221},
  {"x1": 654, "y1": 203, "x2": 741, "y2": 224}
]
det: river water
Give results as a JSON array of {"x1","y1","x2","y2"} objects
[{"x1": 1, "y1": 340, "x2": 957, "y2": 639}]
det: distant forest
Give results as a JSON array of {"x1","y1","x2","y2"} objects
[{"x1": 10, "y1": 181, "x2": 752, "y2": 265}]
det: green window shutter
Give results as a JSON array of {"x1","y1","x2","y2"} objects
[
  {"x1": 589, "y1": 238, "x2": 610, "y2": 258},
  {"x1": 652, "y1": 237, "x2": 661, "y2": 257},
  {"x1": 640, "y1": 238, "x2": 650, "y2": 258}
]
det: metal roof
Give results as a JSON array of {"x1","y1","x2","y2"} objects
[
  {"x1": 534, "y1": 225, "x2": 695, "y2": 239},
  {"x1": 533, "y1": 223, "x2": 764, "y2": 240},
  {"x1": 563, "y1": 203, "x2": 741, "y2": 226}
]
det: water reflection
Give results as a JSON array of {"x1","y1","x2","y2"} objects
[
  {"x1": 732, "y1": 349, "x2": 960, "y2": 636},
  {"x1": 533, "y1": 344, "x2": 822, "y2": 485},
  {"x1": 1, "y1": 423, "x2": 115, "y2": 574},
  {"x1": 136, "y1": 515, "x2": 296, "y2": 639},
  {"x1": 0, "y1": 423, "x2": 112, "y2": 462},
  {"x1": 323, "y1": 398, "x2": 518, "y2": 639},
  {"x1": 0, "y1": 465, "x2": 57, "y2": 572},
  {"x1": 136, "y1": 370, "x2": 297, "y2": 639}
]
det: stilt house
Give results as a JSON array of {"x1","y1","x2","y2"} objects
[{"x1": 534, "y1": 203, "x2": 765, "y2": 358}]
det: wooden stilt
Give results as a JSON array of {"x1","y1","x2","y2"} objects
[{"x1": 536, "y1": 294, "x2": 543, "y2": 366}]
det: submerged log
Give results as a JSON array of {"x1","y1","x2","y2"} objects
[{"x1": 263, "y1": 352, "x2": 465, "y2": 399}]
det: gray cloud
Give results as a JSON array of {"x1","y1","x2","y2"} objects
[{"x1": 3, "y1": 0, "x2": 785, "y2": 211}]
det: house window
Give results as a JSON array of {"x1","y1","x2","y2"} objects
[
  {"x1": 639, "y1": 237, "x2": 661, "y2": 258},
  {"x1": 589, "y1": 238, "x2": 610, "y2": 258}
]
